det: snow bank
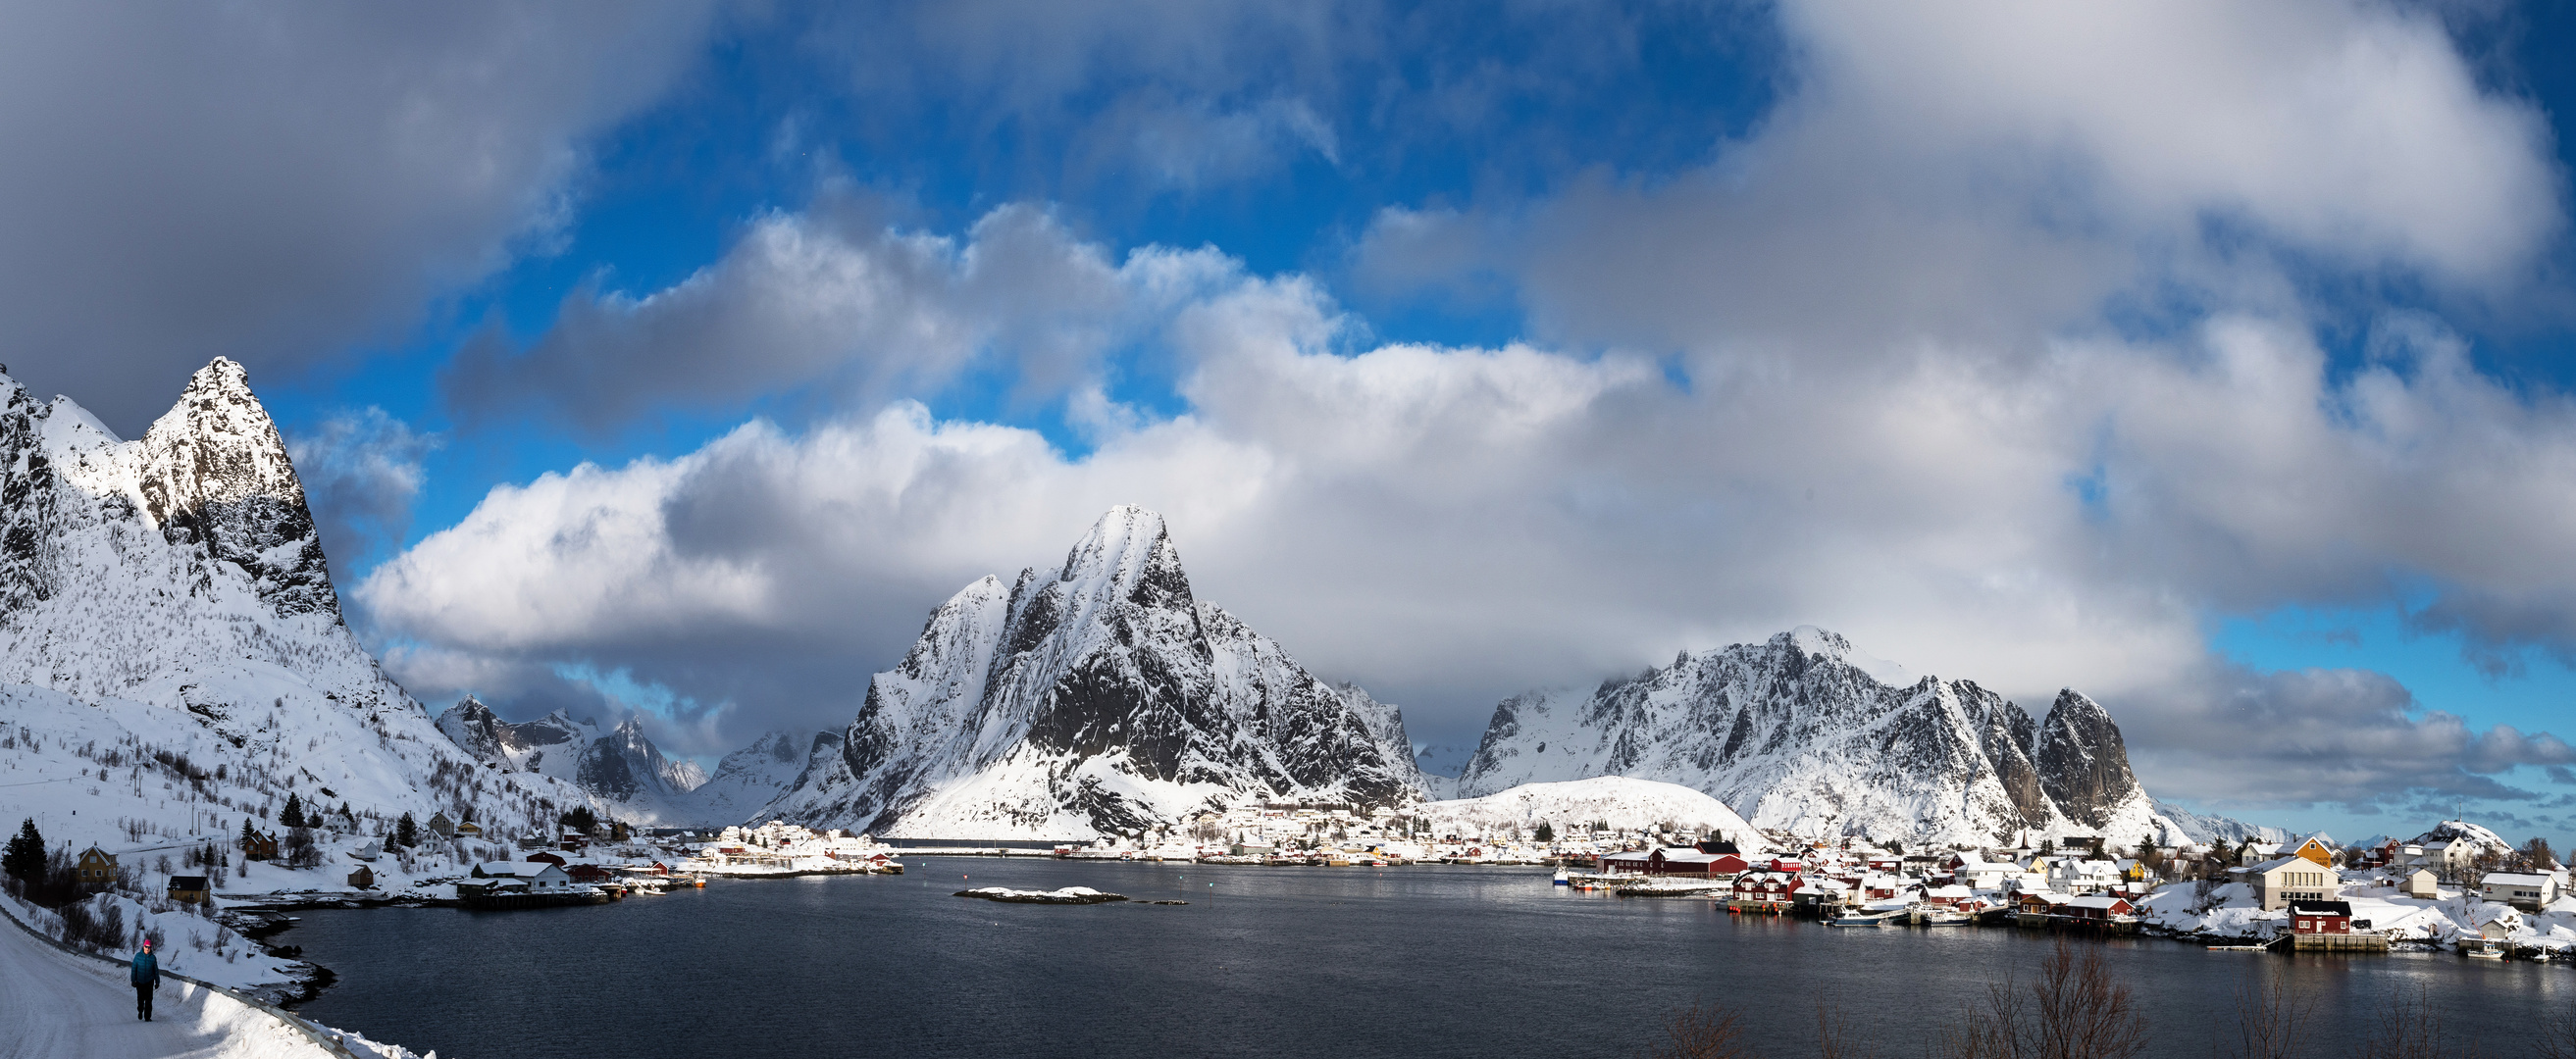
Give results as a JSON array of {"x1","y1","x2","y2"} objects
[{"x1": 1417, "y1": 777, "x2": 1773, "y2": 853}]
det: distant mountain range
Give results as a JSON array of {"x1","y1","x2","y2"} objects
[
  {"x1": 0, "y1": 358, "x2": 2283, "y2": 850},
  {"x1": 1452, "y1": 628, "x2": 2255, "y2": 848}
]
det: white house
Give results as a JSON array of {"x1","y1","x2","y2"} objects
[
  {"x1": 2482, "y1": 872, "x2": 2560, "y2": 911},
  {"x1": 1951, "y1": 858, "x2": 2014, "y2": 891},
  {"x1": 470, "y1": 861, "x2": 571, "y2": 890},
  {"x1": 2249, "y1": 855, "x2": 2341, "y2": 911},
  {"x1": 2402, "y1": 868, "x2": 2440, "y2": 899}
]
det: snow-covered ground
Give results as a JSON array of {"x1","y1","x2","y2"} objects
[
  {"x1": 2136, "y1": 871, "x2": 2576, "y2": 953},
  {"x1": 1415, "y1": 777, "x2": 1775, "y2": 854},
  {"x1": 0, "y1": 894, "x2": 422, "y2": 1059}
]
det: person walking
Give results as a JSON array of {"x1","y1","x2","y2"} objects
[{"x1": 129, "y1": 938, "x2": 158, "y2": 1021}]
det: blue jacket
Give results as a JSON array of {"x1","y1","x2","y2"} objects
[{"x1": 129, "y1": 950, "x2": 157, "y2": 987}]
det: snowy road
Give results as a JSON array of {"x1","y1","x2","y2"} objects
[{"x1": 0, "y1": 911, "x2": 335, "y2": 1059}]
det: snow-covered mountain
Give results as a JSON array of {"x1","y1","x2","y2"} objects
[
  {"x1": 2150, "y1": 799, "x2": 2290, "y2": 847},
  {"x1": 1454, "y1": 627, "x2": 2186, "y2": 848},
  {"x1": 673, "y1": 731, "x2": 813, "y2": 826},
  {"x1": 0, "y1": 360, "x2": 586, "y2": 847},
  {"x1": 761, "y1": 506, "x2": 1424, "y2": 839},
  {"x1": 433, "y1": 696, "x2": 708, "y2": 824},
  {"x1": 1417, "y1": 777, "x2": 1775, "y2": 854}
]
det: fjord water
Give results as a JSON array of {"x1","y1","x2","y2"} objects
[{"x1": 286, "y1": 861, "x2": 2565, "y2": 1059}]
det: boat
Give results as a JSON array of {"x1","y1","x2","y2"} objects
[
  {"x1": 1828, "y1": 912, "x2": 1893, "y2": 927},
  {"x1": 1919, "y1": 908, "x2": 1973, "y2": 927},
  {"x1": 1552, "y1": 869, "x2": 1571, "y2": 886},
  {"x1": 2465, "y1": 939, "x2": 2506, "y2": 960}
]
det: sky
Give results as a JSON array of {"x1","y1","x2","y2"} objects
[{"x1": 10, "y1": 0, "x2": 2576, "y2": 848}]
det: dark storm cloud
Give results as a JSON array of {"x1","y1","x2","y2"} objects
[{"x1": 0, "y1": 0, "x2": 717, "y2": 432}]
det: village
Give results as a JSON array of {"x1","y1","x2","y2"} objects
[{"x1": 8, "y1": 782, "x2": 2573, "y2": 1016}]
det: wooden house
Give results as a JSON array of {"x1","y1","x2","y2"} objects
[
  {"x1": 346, "y1": 865, "x2": 376, "y2": 889},
  {"x1": 167, "y1": 875, "x2": 210, "y2": 905},
  {"x1": 2286, "y1": 835, "x2": 2337, "y2": 867},
  {"x1": 1645, "y1": 848, "x2": 1748, "y2": 878},
  {"x1": 427, "y1": 812, "x2": 455, "y2": 838},
  {"x1": 75, "y1": 845, "x2": 116, "y2": 884},
  {"x1": 2287, "y1": 899, "x2": 2351, "y2": 934},
  {"x1": 2064, "y1": 894, "x2": 2135, "y2": 922},
  {"x1": 241, "y1": 829, "x2": 279, "y2": 861}
]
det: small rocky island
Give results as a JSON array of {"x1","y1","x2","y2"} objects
[{"x1": 953, "y1": 886, "x2": 1128, "y2": 905}]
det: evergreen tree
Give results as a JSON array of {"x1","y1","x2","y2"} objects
[
  {"x1": 280, "y1": 792, "x2": 305, "y2": 829},
  {"x1": 1533, "y1": 821, "x2": 1554, "y2": 842},
  {"x1": 2, "y1": 819, "x2": 43, "y2": 882},
  {"x1": 394, "y1": 813, "x2": 419, "y2": 848}
]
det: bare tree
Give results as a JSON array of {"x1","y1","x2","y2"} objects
[
  {"x1": 2228, "y1": 973, "x2": 2312, "y2": 1059},
  {"x1": 1643, "y1": 1001, "x2": 1759, "y2": 1059},
  {"x1": 1938, "y1": 939, "x2": 2147, "y2": 1059},
  {"x1": 2359, "y1": 985, "x2": 2475, "y2": 1059}
]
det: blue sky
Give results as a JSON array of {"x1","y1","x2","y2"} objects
[{"x1": 12, "y1": 1, "x2": 2576, "y2": 848}]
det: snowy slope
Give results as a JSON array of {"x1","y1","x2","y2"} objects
[
  {"x1": 1454, "y1": 627, "x2": 2186, "y2": 848},
  {"x1": 761, "y1": 506, "x2": 1424, "y2": 839},
  {"x1": 2150, "y1": 799, "x2": 2291, "y2": 846},
  {"x1": 663, "y1": 731, "x2": 811, "y2": 826},
  {"x1": 1417, "y1": 777, "x2": 1776, "y2": 854},
  {"x1": 0, "y1": 360, "x2": 590, "y2": 853}
]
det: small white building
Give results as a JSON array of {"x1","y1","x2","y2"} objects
[
  {"x1": 2402, "y1": 868, "x2": 2440, "y2": 899},
  {"x1": 2482, "y1": 872, "x2": 2560, "y2": 911}
]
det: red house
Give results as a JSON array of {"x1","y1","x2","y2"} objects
[
  {"x1": 1647, "y1": 848, "x2": 1750, "y2": 878},
  {"x1": 2288, "y1": 899, "x2": 2352, "y2": 934},
  {"x1": 527, "y1": 851, "x2": 568, "y2": 867},
  {"x1": 566, "y1": 863, "x2": 614, "y2": 883},
  {"x1": 1729, "y1": 872, "x2": 1804, "y2": 910},
  {"x1": 2064, "y1": 895, "x2": 2135, "y2": 922}
]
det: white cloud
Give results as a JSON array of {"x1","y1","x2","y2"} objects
[
  {"x1": 448, "y1": 202, "x2": 1247, "y2": 429},
  {"x1": 369, "y1": 0, "x2": 2576, "y2": 812}
]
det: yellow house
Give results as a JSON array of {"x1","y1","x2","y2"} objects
[
  {"x1": 75, "y1": 845, "x2": 117, "y2": 884},
  {"x1": 2288, "y1": 835, "x2": 2336, "y2": 867}
]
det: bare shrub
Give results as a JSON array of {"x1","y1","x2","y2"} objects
[
  {"x1": 2229, "y1": 972, "x2": 2312, "y2": 1059},
  {"x1": 1644, "y1": 1001, "x2": 1759, "y2": 1059},
  {"x1": 2359, "y1": 985, "x2": 2474, "y2": 1059},
  {"x1": 1938, "y1": 938, "x2": 2146, "y2": 1059}
]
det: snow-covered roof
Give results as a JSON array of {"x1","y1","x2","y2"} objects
[
  {"x1": 2066, "y1": 895, "x2": 2131, "y2": 910},
  {"x1": 2485, "y1": 873, "x2": 2553, "y2": 886}
]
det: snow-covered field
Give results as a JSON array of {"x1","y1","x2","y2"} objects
[{"x1": 1415, "y1": 777, "x2": 1775, "y2": 854}]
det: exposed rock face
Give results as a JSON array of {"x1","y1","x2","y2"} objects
[
  {"x1": 1454, "y1": 627, "x2": 2176, "y2": 847},
  {"x1": 762, "y1": 505, "x2": 1423, "y2": 839},
  {"x1": 0, "y1": 359, "x2": 583, "y2": 833},
  {"x1": 2032, "y1": 689, "x2": 2141, "y2": 830}
]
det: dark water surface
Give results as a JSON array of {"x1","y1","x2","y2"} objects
[{"x1": 285, "y1": 859, "x2": 2569, "y2": 1058}]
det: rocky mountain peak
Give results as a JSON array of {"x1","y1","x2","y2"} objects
[
  {"x1": 1056, "y1": 504, "x2": 1192, "y2": 612},
  {"x1": 1457, "y1": 627, "x2": 2172, "y2": 846},
  {"x1": 761, "y1": 506, "x2": 1421, "y2": 839}
]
